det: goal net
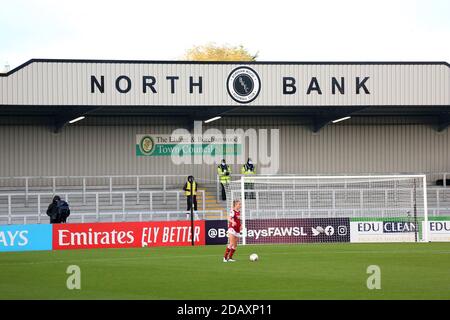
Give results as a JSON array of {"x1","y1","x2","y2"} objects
[{"x1": 226, "y1": 175, "x2": 428, "y2": 244}]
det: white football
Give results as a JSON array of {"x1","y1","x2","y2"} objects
[{"x1": 249, "y1": 253, "x2": 259, "y2": 262}]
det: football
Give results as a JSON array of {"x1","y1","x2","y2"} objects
[{"x1": 249, "y1": 253, "x2": 259, "y2": 262}]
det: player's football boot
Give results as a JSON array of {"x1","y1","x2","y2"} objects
[
  {"x1": 223, "y1": 258, "x2": 228, "y2": 262},
  {"x1": 228, "y1": 259, "x2": 236, "y2": 262}
]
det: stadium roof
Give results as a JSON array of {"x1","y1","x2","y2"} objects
[{"x1": 1, "y1": 59, "x2": 449, "y2": 132}]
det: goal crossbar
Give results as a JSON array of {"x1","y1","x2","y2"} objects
[{"x1": 240, "y1": 174, "x2": 427, "y2": 180}]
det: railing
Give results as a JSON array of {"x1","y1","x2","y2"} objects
[
  {"x1": 230, "y1": 187, "x2": 450, "y2": 217},
  {"x1": 0, "y1": 172, "x2": 448, "y2": 207},
  {"x1": 0, "y1": 174, "x2": 194, "y2": 206},
  {"x1": 247, "y1": 208, "x2": 449, "y2": 219},
  {"x1": 0, "y1": 190, "x2": 206, "y2": 225},
  {"x1": 0, "y1": 210, "x2": 225, "y2": 225},
  {"x1": 217, "y1": 172, "x2": 450, "y2": 202},
  {"x1": 248, "y1": 208, "x2": 448, "y2": 219}
]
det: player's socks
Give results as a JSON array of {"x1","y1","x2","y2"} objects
[
  {"x1": 228, "y1": 248, "x2": 236, "y2": 260},
  {"x1": 224, "y1": 247, "x2": 230, "y2": 259}
]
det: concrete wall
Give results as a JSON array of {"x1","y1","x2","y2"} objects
[{"x1": 0, "y1": 116, "x2": 448, "y2": 187}]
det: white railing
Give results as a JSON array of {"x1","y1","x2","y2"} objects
[
  {"x1": 217, "y1": 172, "x2": 450, "y2": 202},
  {"x1": 0, "y1": 174, "x2": 194, "y2": 206},
  {"x1": 0, "y1": 210, "x2": 225, "y2": 225},
  {"x1": 230, "y1": 187, "x2": 450, "y2": 217},
  {"x1": 0, "y1": 190, "x2": 206, "y2": 225},
  {"x1": 0, "y1": 172, "x2": 447, "y2": 206},
  {"x1": 248, "y1": 208, "x2": 449, "y2": 219}
]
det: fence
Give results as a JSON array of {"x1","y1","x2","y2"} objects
[
  {"x1": 230, "y1": 187, "x2": 450, "y2": 218},
  {"x1": 1, "y1": 172, "x2": 448, "y2": 225},
  {"x1": 0, "y1": 172, "x2": 447, "y2": 205},
  {"x1": 0, "y1": 210, "x2": 225, "y2": 225},
  {"x1": 0, "y1": 190, "x2": 206, "y2": 225},
  {"x1": 217, "y1": 172, "x2": 450, "y2": 202},
  {"x1": 0, "y1": 174, "x2": 196, "y2": 206}
]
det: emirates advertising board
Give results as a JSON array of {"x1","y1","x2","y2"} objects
[{"x1": 52, "y1": 221, "x2": 205, "y2": 250}]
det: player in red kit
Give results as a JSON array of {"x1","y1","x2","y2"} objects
[{"x1": 223, "y1": 199, "x2": 242, "y2": 262}]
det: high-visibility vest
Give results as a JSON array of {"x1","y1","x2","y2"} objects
[
  {"x1": 184, "y1": 181, "x2": 197, "y2": 196},
  {"x1": 241, "y1": 164, "x2": 256, "y2": 175},
  {"x1": 217, "y1": 165, "x2": 231, "y2": 184},
  {"x1": 241, "y1": 164, "x2": 256, "y2": 183}
]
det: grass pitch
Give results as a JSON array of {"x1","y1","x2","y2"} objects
[{"x1": 0, "y1": 243, "x2": 449, "y2": 299}]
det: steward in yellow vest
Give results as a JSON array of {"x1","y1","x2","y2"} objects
[
  {"x1": 241, "y1": 158, "x2": 256, "y2": 199},
  {"x1": 217, "y1": 159, "x2": 232, "y2": 201},
  {"x1": 241, "y1": 158, "x2": 256, "y2": 175},
  {"x1": 183, "y1": 176, "x2": 198, "y2": 215}
]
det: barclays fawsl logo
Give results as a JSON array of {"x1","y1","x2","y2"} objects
[{"x1": 227, "y1": 67, "x2": 261, "y2": 103}]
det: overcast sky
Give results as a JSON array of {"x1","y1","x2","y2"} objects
[{"x1": 1, "y1": 0, "x2": 449, "y2": 71}]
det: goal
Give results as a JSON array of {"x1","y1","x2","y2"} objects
[{"x1": 226, "y1": 175, "x2": 428, "y2": 244}]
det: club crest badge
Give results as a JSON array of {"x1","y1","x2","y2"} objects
[
  {"x1": 139, "y1": 136, "x2": 155, "y2": 155},
  {"x1": 226, "y1": 67, "x2": 261, "y2": 103}
]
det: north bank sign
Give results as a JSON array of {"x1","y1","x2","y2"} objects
[
  {"x1": 90, "y1": 66, "x2": 371, "y2": 104},
  {"x1": 0, "y1": 59, "x2": 449, "y2": 106}
]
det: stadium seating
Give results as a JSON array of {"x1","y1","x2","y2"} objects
[
  {"x1": 0, "y1": 175, "x2": 448, "y2": 225},
  {"x1": 0, "y1": 181, "x2": 227, "y2": 224}
]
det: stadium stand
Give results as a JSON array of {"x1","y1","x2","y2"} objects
[
  {"x1": 0, "y1": 174, "x2": 227, "y2": 224},
  {"x1": 0, "y1": 173, "x2": 449, "y2": 225}
]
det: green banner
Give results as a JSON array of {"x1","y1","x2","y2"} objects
[{"x1": 136, "y1": 134, "x2": 242, "y2": 157}]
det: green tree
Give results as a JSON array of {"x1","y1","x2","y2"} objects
[{"x1": 184, "y1": 43, "x2": 258, "y2": 61}]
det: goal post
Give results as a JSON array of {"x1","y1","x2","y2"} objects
[{"x1": 227, "y1": 175, "x2": 429, "y2": 245}]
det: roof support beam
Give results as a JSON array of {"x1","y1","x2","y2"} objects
[
  {"x1": 184, "y1": 107, "x2": 243, "y2": 131},
  {"x1": 312, "y1": 116, "x2": 335, "y2": 133},
  {"x1": 52, "y1": 118, "x2": 68, "y2": 133},
  {"x1": 49, "y1": 107, "x2": 104, "y2": 133},
  {"x1": 310, "y1": 107, "x2": 369, "y2": 133},
  {"x1": 51, "y1": 115, "x2": 84, "y2": 133},
  {"x1": 436, "y1": 114, "x2": 450, "y2": 132}
]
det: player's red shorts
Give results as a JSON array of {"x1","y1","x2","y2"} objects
[{"x1": 227, "y1": 227, "x2": 241, "y2": 238}]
